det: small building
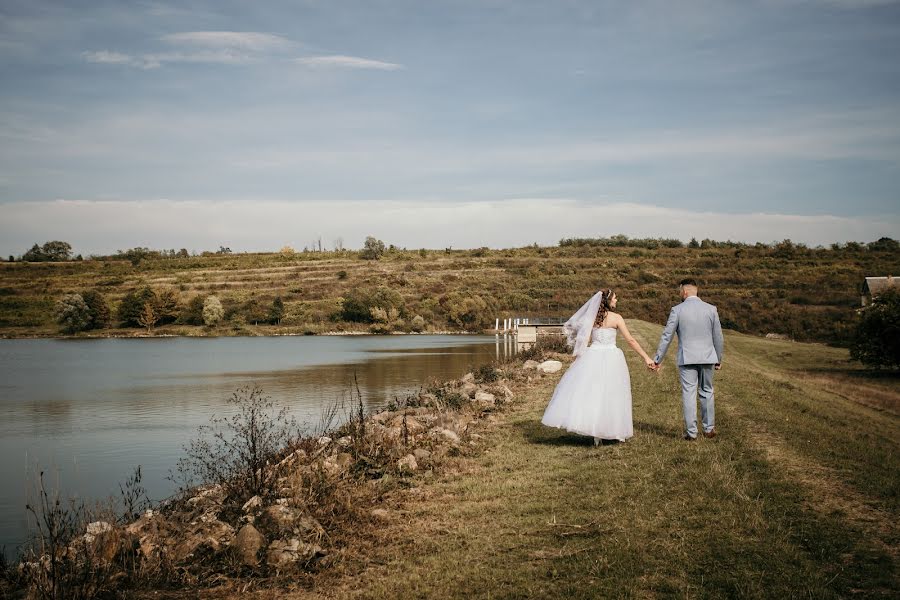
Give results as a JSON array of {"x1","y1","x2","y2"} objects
[{"x1": 862, "y1": 276, "x2": 897, "y2": 306}]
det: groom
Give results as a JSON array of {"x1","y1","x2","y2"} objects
[{"x1": 652, "y1": 278, "x2": 724, "y2": 440}]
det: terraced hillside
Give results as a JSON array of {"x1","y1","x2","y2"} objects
[{"x1": 1, "y1": 242, "x2": 898, "y2": 343}]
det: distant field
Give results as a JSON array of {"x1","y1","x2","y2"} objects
[{"x1": 1, "y1": 243, "x2": 898, "y2": 344}]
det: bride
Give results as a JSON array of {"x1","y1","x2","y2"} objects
[{"x1": 541, "y1": 289, "x2": 656, "y2": 444}]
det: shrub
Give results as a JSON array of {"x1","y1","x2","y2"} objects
[
  {"x1": 850, "y1": 287, "x2": 900, "y2": 369},
  {"x1": 359, "y1": 236, "x2": 386, "y2": 260},
  {"x1": 179, "y1": 295, "x2": 206, "y2": 325},
  {"x1": 118, "y1": 287, "x2": 156, "y2": 327},
  {"x1": 340, "y1": 286, "x2": 405, "y2": 323},
  {"x1": 154, "y1": 289, "x2": 180, "y2": 325},
  {"x1": 441, "y1": 292, "x2": 493, "y2": 329},
  {"x1": 411, "y1": 314, "x2": 426, "y2": 332},
  {"x1": 22, "y1": 241, "x2": 73, "y2": 262},
  {"x1": 80, "y1": 290, "x2": 110, "y2": 329},
  {"x1": 268, "y1": 296, "x2": 285, "y2": 324},
  {"x1": 173, "y1": 386, "x2": 299, "y2": 504},
  {"x1": 54, "y1": 294, "x2": 91, "y2": 333},
  {"x1": 202, "y1": 296, "x2": 224, "y2": 327},
  {"x1": 370, "y1": 306, "x2": 403, "y2": 333}
]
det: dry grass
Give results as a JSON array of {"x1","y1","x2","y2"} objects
[{"x1": 152, "y1": 320, "x2": 899, "y2": 599}]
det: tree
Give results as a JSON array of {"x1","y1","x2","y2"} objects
[
  {"x1": 138, "y1": 301, "x2": 158, "y2": 333},
  {"x1": 359, "y1": 236, "x2": 386, "y2": 260},
  {"x1": 203, "y1": 295, "x2": 224, "y2": 326},
  {"x1": 850, "y1": 287, "x2": 900, "y2": 369},
  {"x1": 688, "y1": 237, "x2": 700, "y2": 249},
  {"x1": 54, "y1": 294, "x2": 91, "y2": 334},
  {"x1": 411, "y1": 314, "x2": 426, "y2": 332},
  {"x1": 340, "y1": 286, "x2": 404, "y2": 322},
  {"x1": 268, "y1": 297, "x2": 285, "y2": 325},
  {"x1": 154, "y1": 289, "x2": 180, "y2": 325},
  {"x1": 42, "y1": 241, "x2": 73, "y2": 261},
  {"x1": 118, "y1": 287, "x2": 157, "y2": 327},
  {"x1": 179, "y1": 295, "x2": 206, "y2": 325},
  {"x1": 369, "y1": 306, "x2": 403, "y2": 333},
  {"x1": 867, "y1": 237, "x2": 899, "y2": 252},
  {"x1": 441, "y1": 293, "x2": 492, "y2": 329},
  {"x1": 80, "y1": 290, "x2": 111, "y2": 329}
]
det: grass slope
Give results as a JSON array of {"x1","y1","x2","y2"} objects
[
  {"x1": 268, "y1": 321, "x2": 898, "y2": 599},
  {"x1": 2, "y1": 244, "x2": 899, "y2": 342}
]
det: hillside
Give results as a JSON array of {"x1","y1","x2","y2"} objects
[{"x1": 1, "y1": 242, "x2": 899, "y2": 344}]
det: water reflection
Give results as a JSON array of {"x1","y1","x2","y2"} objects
[{"x1": 0, "y1": 335, "x2": 517, "y2": 556}]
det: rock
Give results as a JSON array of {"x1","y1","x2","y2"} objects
[
  {"x1": 257, "y1": 504, "x2": 325, "y2": 540},
  {"x1": 85, "y1": 521, "x2": 113, "y2": 538},
  {"x1": 474, "y1": 391, "x2": 496, "y2": 406},
  {"x1": 172, "y1": 519, "x2": 235, "y2": 562},
  {"x1": 461, "y1": 382, "x2": 478, "y2": 398},
  {"x1": 242, "y1": 495, "x2": 263, "y2": 513},
  {"x1": 336, "y1": 435, "x2": 353, "y2": 447},
  {"x1": 371, "y1": 508, "x2": 391, "y2": 521},
  {"x1": 431, "y1": 428, "x2": 461, "y2": 445},
  {"x1": 461, "y1": 372, "x2": 475, "y2": 383},
  {"x1": 413, "y1": 448, "x2": 432, "y2": 462},
  {"x1": 537, "y1": 360, "x2": 563, "y2": 374},
  {"x1": 397, "y1": 454, "x2": 418, "y2": 473},
  {"x1": 522, "y1": 360, "x2": 539, "y2": 370},
  {"x1": 232, "y1": 524, "x2": 266, "y2": 567},
  {"x1": 496, "y1": 385, "x2": 514, "y2": 401},
  {"x1": 266, "y1": 538, "x2": 324, "y2": 568},
  {"x1": 419, "y1": 392, "x2": 438, "y2": 406},
  {"x1": 317, "y1": 436, "x2": 332, "y2": 446},
  {"x1": 323, "y1": 452, "x2": 354, "y2": 475},
  {"x1": 388, "y1": 414, "x2": 427, "y2": 436},
  {"x1": 765, "y1": 333, "x2": 792, "y2": 340}
]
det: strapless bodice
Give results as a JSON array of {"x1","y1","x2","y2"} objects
[{"x1": 590, "y1": 327, "x2": 617, "y2": 348}]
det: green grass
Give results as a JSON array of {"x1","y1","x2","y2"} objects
[{"x1": 280, "y1": 321, "x2": 899, "y2": 599}]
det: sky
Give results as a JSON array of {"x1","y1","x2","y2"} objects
[{"x1": 1, "y1": 0, "x2": 899, "y2": 255}]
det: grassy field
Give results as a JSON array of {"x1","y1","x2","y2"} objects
[
  {"x1": 232, "y1": 320, "x2": 899, "y2": 599},
  {"x1": 1, "y1": 242, "x2": 899, "y2": 344}
]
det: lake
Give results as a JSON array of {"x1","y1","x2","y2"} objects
[{"x1": 0, "y1": 334, "x2": 519, "y2": 556}]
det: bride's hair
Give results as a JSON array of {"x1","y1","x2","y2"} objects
[{"x1": 593, "y1": 288, "x2": 614, "y2": 327}]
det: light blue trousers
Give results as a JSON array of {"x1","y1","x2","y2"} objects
[{"x1": 679, "y1": 364, "x2": 715, "y2": 438}]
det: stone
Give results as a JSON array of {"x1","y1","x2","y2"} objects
[
  {"x1": 172, "y1": 519, "x2": 235, "y2": 562},
  {"x1": 86, "y1": 521, "x2": 113, "y2": 536},
  {"x1": 413, "y1": 448, "x2": 432, "y2": 462},
  {"x1": 474, "y1": 391, "x2": 496, "y2": 406},
  {"x1": 461, "y1": 382, "x2": 478, "y2": 398},
  {"x1": 388, "y1": 414, "x2": 427, "y2": 436},
  {"x1": 232, "y1": 524, "x2": 266, "y2": 567},
  {"x1": 266, "y1": 538, "x2": 323, "y2": 568},
  {"x1": 258, "y1": 504, "x2": 299, "y2": 536},
  {"x1": 317, "y1": 436, "x2": 332, "y2": 446},
  {"x1": 537, "y1": 360, "x2": 563, "y2": 374},
  {"x1": 323, "y1": 452, "x2": 354, "y2": 475},
  {"x1": 496, "y1": 385, "x2": 514, "y2": 401},
  {"x1": 461, "y1": 372, "x2": 475, "y2": 383},
  {"x1": 337, "y1": 435, "x2": 353, "y2": 447},
  {"x1": 418, "y1": 392, "x2": 438, "y2": 406},
  {"x1": 397, "y1": 454, "x2": 418, "y2": 473},
  {"x1": 522, "y1": 360, "x2": 539, "y2": 370},
  {"x1": 431, "y1": 428, "x2": 460, "y2": 445},
  {"x1": 242, "y1": 495, "x2": 263, "y2": 513}
]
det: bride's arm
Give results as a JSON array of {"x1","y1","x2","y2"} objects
[{"x1": 615, "y1": 315, "x2": 655, "y2": 367}]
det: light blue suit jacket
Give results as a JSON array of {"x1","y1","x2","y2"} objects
[{"x1": 654, "y1": 296, "x2": 724, "y2": 366}]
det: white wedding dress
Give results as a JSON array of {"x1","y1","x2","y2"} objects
[{"x1": 541, "y1": 327, "x2": 634, "y2": 441}]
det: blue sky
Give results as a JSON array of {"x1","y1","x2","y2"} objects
[{"x1": 1, "y1": 0, "x2": 899, "y2": 254}]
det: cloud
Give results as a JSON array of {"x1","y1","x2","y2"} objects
[
  {"x1": 294, "y1": 55, "x2": 404, "y2": 71},
  {"x1": 160, "y1": 31, "x2": 293, "y2": 51},
  {"x1": 83, "y1": 31, "x2": 295, "y2": 69},
  {"x1": 1, "y1": 199, "x2": 896, "y2": 257}
]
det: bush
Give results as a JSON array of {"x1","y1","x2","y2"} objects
[
  {"x1": 202, "y1": 296, "x2": 224, "y2": 327},
  {"x1": 441, "y1": 292, "x2": 493, "y2": 330},
  {"x1": 178, "y1": 295, "x2": 206, "y2": 325},
  {"x1": 268, "y1": 296, "x2": 285, "y2": 324},
  {"x1": 850, "y1": 287, "x2": 900, "y2": 369},
  {"x1": 359, "y1": 236, "x2": 386, "y2": 260},
  {"x1": 340, "y1": 286, "x2": 405, "y2": 323},
  {"x1": 80, "y1": 290, "x2": 110, "y2": 329},
  {"x1": 22, "y1": 241, "x2": 73, "y2": 262},
  {"x1": 54, "y1": 294, "x2": 91, "y2": 333},
  {"x1": 411, "y1": 314, "x2": 426, "y2": 332},
  {"x1": 118, "y1": 287, "x2": 156, "y2": 327},
  {"x1": 173, "y1": 386, "x2": 299, "y2": 504}
]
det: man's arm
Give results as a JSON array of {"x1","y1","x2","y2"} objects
[
  {"x1": 654, "y1": 307, "x2": 678, "y2": 364},
  {"x1": 712, "y1": 307, "x2": 724, "y2": 364}
]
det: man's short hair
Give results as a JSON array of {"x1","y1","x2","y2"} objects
[{"x1": 679, "y1": 278, "x2": 698, "y2": 288}]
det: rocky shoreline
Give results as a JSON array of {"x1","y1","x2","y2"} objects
[{"x1": 5, "y1": 354, "x2": 566, "y2": 597}]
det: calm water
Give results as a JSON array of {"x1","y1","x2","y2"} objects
[{"x1": 0, "y1": 334, "x2": 519, "y2": 556}]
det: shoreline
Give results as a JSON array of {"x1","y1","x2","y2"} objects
[{"x1": 0, "y1": 329, "x2": 493, "y2": 341}]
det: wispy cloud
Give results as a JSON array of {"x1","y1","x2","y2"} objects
[
  {"x1": 160, "y1": 31, "x2": 293, "y2": 51},
  {"x1": 294, "y1": 55, "x2": 404, "y2": 71},
  {"x1": 83, "y1": 31, "x2": 294, "y2": 68}
]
